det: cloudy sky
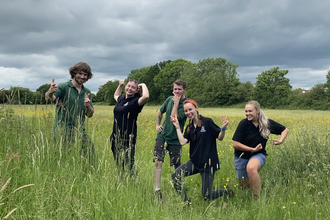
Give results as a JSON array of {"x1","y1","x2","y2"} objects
[{"x1": 1, "y1": 0, "x2": 329, "y2": 93}]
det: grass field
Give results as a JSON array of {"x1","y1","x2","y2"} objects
[{"x1": 0, "y1": 104, "x2": 330, "y2": 219}]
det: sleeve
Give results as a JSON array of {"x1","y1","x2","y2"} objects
[
  {"x1": 159, "y1": 97, "x2": 171, "y2": 114},
  {"x1": 134, "y1": 97, "x2": 143, "y2": 113},
  {"x1": 208, "y1": 118, "x2": 221, "y2": 138},
  {"x1": 117, "y1": 96, "x2": 124, "y2": 103},
  {"x1": 54, "y1": 83, "x2": 64, "y2": 100},
  {"x1": 268, "y1": 119, "x2": 286, "y2": 135},
  {"x1": 232, "y1": 119, "x2": 247, "y2": 143}
]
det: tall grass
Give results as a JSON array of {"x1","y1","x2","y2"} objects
[{"x1": 0, "y1": 104, "x2": 329, "y2": 219}]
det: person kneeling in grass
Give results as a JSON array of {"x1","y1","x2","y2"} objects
[
  {"x1": 232, "y1": 100, "x2": 289, "y2": 198},
  {"x1": 171, "y1": 100, "x2": 234, "y2": 203}
]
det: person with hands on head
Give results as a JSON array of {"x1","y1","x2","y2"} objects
[
  {"x1": 45, "y1": 62, "x2": 95, "y2": 163},
  {"x1": 153, "y1": 80, "x2": 188, "y2": 204},
  {"x1": 110, "y1": 79, "x2": 149, "y2": 175},
  {"x1": 232, "y1": 100, "x2": 289, "y2": 198},
  {"x1": 171, "y1": 100, "x2": 234, "y2": 204}
]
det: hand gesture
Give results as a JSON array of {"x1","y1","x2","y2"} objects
[
  {"x1": 84, "y1": 93, "x2": 91, "y2": 107},
  {"x1": 272, "y1": 139, "x2": 283, "y2": 145},
  {"x1": 138, "y1": 83, "x2": 145, "y2": 91},
  {"x1": 221, "y1": 115, "x2": 229, "y2": 129},
  {"x1": 48, "y1": 78, "x2": 58, "y2": 94},
  {"x1": 172, "y1": 92, "x2": 181, "y2": 104},
  {"x1": 156, "y1": 125, "x2": 163, "y2": 132},
  {"x1": 119, "y1": 80, "x2": 125, "y2": 86},
  {"x1": 170, "y1": 114, "x2": 179, "y2": 127},
  {"x1": 253, "y1": 143, "x2": 263, "y2": 152}
]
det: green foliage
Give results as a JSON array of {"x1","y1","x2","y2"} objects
[
  {"x1": 0, "y1": 89, "x2": 8, "y2": 103},
  {"x1": 127, "y1": 60, "x2": 172, "y2": 104},
  {"x1": 255, "y1": 67, "x2": 292, "y2": 108},
  {"x1": 154, "y1": 59, "x2": 192, "y2": 101},
  {"x1": 183, "y1": 57, "x2": 240, "y2": 107},
  {"x1": 7, "y1": 87, "x2": 35, "y2": 105},
  {"x1": 36, "y1": 84, "x2": 51, "y2": 94},
  {"x1": 232, "y1": 81, "x2": 255, "y2": 104},
  {"x1": 95, "y1": 80, "x2": 119, "y2": 105},
  {"x1": 1, "y1": 105, "x2": 330, "y2": 219}
]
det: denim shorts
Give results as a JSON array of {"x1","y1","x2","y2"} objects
[{"x1": 234, "y1": 153, "x2": 266, "y2": 179}]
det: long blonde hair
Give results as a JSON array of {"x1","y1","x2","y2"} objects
[{"x1": 247, "y1": 100, "x2": 270, "y2": 139}]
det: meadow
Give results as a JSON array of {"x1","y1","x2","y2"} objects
[{"x1": 0, "y1": 104, "x2": 330, "y2": 219}]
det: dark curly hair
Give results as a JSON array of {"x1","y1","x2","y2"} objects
[{"x1": 69, "y1": 62, "x2": 93, "y2": 81}]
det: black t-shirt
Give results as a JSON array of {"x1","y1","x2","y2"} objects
[
  {"x1": 232, "y1": 118, "x2": 286, "y2": 159},
  {"x1": 183, "y1": 115, "x2": 221, "y2": 172},
  {"x1": 111, "y1": 96, "x2": 144, "y2": 143}
]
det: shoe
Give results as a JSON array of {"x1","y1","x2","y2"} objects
[
  {"x1": 182, "y1": 199, "x2": 191, "y2": 208},
  {"x1": 155, "y1": 190, "x2": 163, "y2": 204},
  {"x1": 224, "y1": 188, "x2": 235, "y2": 198},
  {"x1": 174, "y1": 199, "x2": 191, "y2": 215}
]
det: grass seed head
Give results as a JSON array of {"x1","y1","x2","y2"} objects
[
  {"x1": 1, "y1": 177, "x2": 11, "y2": 192},
  {"x1": 13, "y1": 184, "x2": 35, "y2": 193}
]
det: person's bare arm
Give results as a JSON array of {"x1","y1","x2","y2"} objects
[
  {"x1": 156, "y1": 110, "x2": 163, "y2": 132},
  {"x1": 272, "y1": 128, "x2": 289, "y2": 145},
  {"x1": 138, "y1": 83, "x2": 149, "y2": 106},
  {"x1": 114, "y1": 80, "x2": 124, "y2": 102},
  {"x1": 171, "y1": 115, "x2": 188, "y2": 145}
]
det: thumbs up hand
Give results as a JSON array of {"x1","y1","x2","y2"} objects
[
  {"x1": 84, "y1": 93, "x2": 91, "y2": 107},
  {"x1": 49, "y1": 78, "x2": 58, "y2": 93},
  {"x1": 45, "y1": 78, "x2": 58, "y2": 102}
]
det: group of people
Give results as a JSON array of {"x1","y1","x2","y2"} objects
[{"x1": 45, "y1": 62, "x2": 289, "y2": 205}]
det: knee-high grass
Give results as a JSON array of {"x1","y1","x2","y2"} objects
[{"x1": 0, "y1": 105, "x2": 329, "y2": 219}]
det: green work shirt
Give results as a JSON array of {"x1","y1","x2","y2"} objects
[
  {"x1": 156, "y1": 96, "x2": 187, "y2": 145},
  {"x1": 53, "y1": 80, "x2": 93, "y2": 134}
]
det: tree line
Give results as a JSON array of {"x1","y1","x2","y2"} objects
[{"x1": 2, "y1": 57, "x2": 330, "y2": 110}]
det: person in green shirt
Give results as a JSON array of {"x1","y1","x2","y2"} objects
[
  {"x1": 153, "y1": 80, "x2": 187, "y2": 204},
  {"x1": 45, "y1": 62, "x2": 95, "y2": 163}
]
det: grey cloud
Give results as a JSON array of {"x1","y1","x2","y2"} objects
[{"x1": 1, "y1": 0, "x2": 329, "y2": 92}]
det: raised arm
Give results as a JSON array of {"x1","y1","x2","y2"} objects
[
  {"x1": 45, "y1": 78, "x2": 58, "y2": 103},
  {"x1": 217, "y1": 115, "x2": 229, "y2": 141},
  {"x1": 171, "y1": 115, "x2": 188, "y2": 146},
  {"x1": 170, "y1": 94, "x2": 181, "y2": 121},
  {"x1": 138, "y1": 83, "x2": 149, "y2": 106},
  {"x1": 114, "y1": 80, "x2": 124, "y2": 102}
]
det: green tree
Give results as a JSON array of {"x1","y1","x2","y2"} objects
[
  {"x1": 255, "y1": 67, "x2": 292, "y2": 108},
  {"x1": 95, "y1": 80, "x2": 119, "y2": 105},
  {"x1": 323, "y1": 70, "x2": 330, "y2": 98},
  {"x1": 0, "y1": 89, "x2": 8, "y2": 104},
  {"x1": 36, "y1": 84, "x2": 51, "y2": 94},
  {"x1": 127, "y1": 61, "x2": 171, "y2": 104},
  {"x1": 8, "y1": 87, "x2": 35, "y2": 104},
  {"x1": 231, "y1": 81, "x2": 255, "y2": 104},
  {"x1": 154, "y1": 59, "x2": 193, "y2": 101},
  {"x1": 307, "y1": 83, "x2": 329, "y2": 110},
  {"x1": 183, "y1": 57, "x2": 240, "y2": 106}
]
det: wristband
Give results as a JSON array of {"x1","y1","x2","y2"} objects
[{"x1": 221, "y1": 127, "x2": 227, "y2": 130}]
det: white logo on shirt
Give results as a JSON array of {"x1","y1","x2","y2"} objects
[
  {"x1": 200, "y1": 126, "x2": 206, "y2": 132},
  {"x1": 124, "y1": 102, "x2": 129, "y2": 106}
]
